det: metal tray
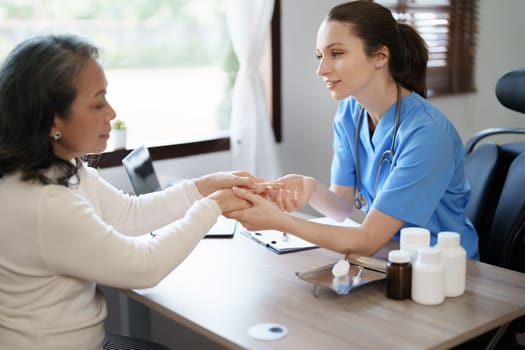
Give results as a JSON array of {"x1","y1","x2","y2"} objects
[{"x1": 296, "y1": 254, "x2": 387, "y2": 296}]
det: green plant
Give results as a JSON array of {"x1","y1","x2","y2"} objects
[{"x1": 112, "y1": 119, "x2": 126, "y2": 130}]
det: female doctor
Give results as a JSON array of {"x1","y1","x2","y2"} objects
[{"x1": 229, "y1": 1, "x2": 479, "y2": 259}]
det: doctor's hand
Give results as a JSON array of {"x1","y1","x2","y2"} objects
[
  {"x1": 225, "y1": 187, "x2": 291, "y2": 232},
  {"x1": 195, "y1": 170, "x2": 262, "y2": 197},
  {"x1": 266, "y1": 174, "x2": 318, "y2": 212}
]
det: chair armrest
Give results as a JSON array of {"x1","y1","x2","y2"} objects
[{"x1": 465, "y1": 128, "x2": 525, "y2": 154}]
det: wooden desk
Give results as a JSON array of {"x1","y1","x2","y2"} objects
[{"x1": 122, "y1": 231, "x2": 525, "y2": 350}]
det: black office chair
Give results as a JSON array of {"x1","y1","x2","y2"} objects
[
  {"x1": 99, "y1": 286, "x2": 171, "y2": 350},
  {"x1": 460, "y1": 68, "x2": 525, "y2": 349},
  {"x1": 464, "y1": 67, "x2": 525, "y2": 272},
  {"x1": 103, "y1": 334, "x2": 171, "y2": 350}
]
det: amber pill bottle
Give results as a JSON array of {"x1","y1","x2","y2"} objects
[{"x1": 386, "y1": 250, "x2": 412, "y2": 300}]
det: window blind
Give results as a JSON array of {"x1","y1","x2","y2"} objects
[{"x1": 375, "y1": 0, "x2": 478, "y2": 97}]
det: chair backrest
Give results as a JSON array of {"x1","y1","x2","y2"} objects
[
  {"x1": 464, "y1": 143, "x2": 500, "y2": 258},
  {"x1": 486, "y1": 152, "x2": 525, "y2": 272},
  {"x1": 495, "y1": 67, "x2": 525, "y2": 113}
]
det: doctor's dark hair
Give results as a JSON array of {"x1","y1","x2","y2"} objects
[
  {"x1": 0, "y1": 34, "x2": 99, "y2": 186},
  {"x1": 327, "y1": 1, "x2": 429, "y2": 98}
]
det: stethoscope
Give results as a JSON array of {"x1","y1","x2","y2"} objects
[{"x1": 353, "y1": 83, "x2": 402, "y2": 212}]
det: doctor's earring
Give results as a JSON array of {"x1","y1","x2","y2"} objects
[{"x1": 52, "y1": 131, "x2": 62, "y2": 141}]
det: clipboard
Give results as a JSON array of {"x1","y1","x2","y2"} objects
[
  {"x1": 241, "y1": 229, "x2": 318, "y2": 254},
  {"x1": 241, "y1": 216, "x2": 359, "y2": 254}
]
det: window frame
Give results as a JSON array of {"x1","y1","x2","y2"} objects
[{"x1": 96, "y1": 0, "x2": 282, "y2": 169}]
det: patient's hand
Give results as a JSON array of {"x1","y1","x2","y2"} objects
[{"x1": 264, "y1": 174, "x2": 318, "y2": 212}]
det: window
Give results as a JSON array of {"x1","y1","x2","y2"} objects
[
  {"x1": 375, "y1": 0, "x2": 478, "y2": 97},
  {"x1": 0, "y1": 0, "x2": 282, "y2": 168}
]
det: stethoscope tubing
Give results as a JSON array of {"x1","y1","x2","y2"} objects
[{"x1": 354, "y1": 83, "x2": 402, "y2": 211}]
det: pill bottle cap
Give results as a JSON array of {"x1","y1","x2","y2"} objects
[
  {"x1": 417, "y1": 247, "x2": 441, "y2": 264},
  {"x1": 400, "y1": 227, "x2": 430, "y2": 250},
  {"x1": 437, "y1": 231, "x2": 460, "y2": 247},
  {"x1": 331, "y1": 259, "x2": 350, "y2": 277},
  {"x1": 388, "y1": 250, "x2": 410, "y2": 263}
]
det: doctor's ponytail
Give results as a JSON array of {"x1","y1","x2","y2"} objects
[{"x1": 393, "y1": 23, "x2": 428, "y2": 98}]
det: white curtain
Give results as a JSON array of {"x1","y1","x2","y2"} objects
[{"x1": 226, "y1": 0, "x2": 281, "y2": 180}]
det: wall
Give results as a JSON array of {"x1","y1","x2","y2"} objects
[{"x1": 99, "y1": 0, "x2": 525, "y2": 347}]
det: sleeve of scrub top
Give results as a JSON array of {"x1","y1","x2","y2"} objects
[{"x1": 372, "y1": 120, "x2": 456, "y2": 226}]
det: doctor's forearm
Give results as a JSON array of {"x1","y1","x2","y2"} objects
[
  {"x1": 309, "y1": 182, "x2": 353, "y2": 222},
  {"x1": 283, "y1": 217, "x2": 375, "y2": 256}
]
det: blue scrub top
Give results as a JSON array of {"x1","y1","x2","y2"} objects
[{"x1": 330, "y1": 92, "x2": 479, "y2": 260}]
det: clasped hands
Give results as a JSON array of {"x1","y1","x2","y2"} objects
[{"x1": 195, "y1": 171, "x2": 317, "y2": 231}]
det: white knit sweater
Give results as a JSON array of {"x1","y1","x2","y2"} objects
[{"x1": 0, "y1": 165, "x2": 221, "y2": 350}]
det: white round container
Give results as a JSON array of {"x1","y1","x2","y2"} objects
[
  {"x1": 400, "y1": 227, "x2": 430, "y2": 263},
  {"x1": 411, "y1": 247, "x2": 445, "y2": 305},
  {"x1": 437, "y1": 231, "x2": 467, "y2": 297}
]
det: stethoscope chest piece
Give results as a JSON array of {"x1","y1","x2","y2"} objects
[{"x1": 354, "y1": 193, "x2": 368, "y2": 212}]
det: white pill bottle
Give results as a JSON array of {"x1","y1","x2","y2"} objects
[
  {"x1": 400, "y1": 227, "x2": 430, "y2": 263},
  {"x1": 436, "y1": 231, "x2": 467, "y2": 297},
  {"x1": 411, "y1": 247, "x2": 445, "y2": 305}
]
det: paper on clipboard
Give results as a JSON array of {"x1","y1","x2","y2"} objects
[
  {"x1": 242, "y1": 216, "x2": 360, "y2": 254},
  {"x1": 243, "y1": 229, "x2": 318, "y2": 254}
]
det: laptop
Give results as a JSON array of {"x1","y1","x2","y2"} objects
[
  {"x1": 122, "y1": 145, "x2": 237, "y2": 238},
  {"x1": 122, "y1": 145, "x2": 161, "y2": 195}
]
